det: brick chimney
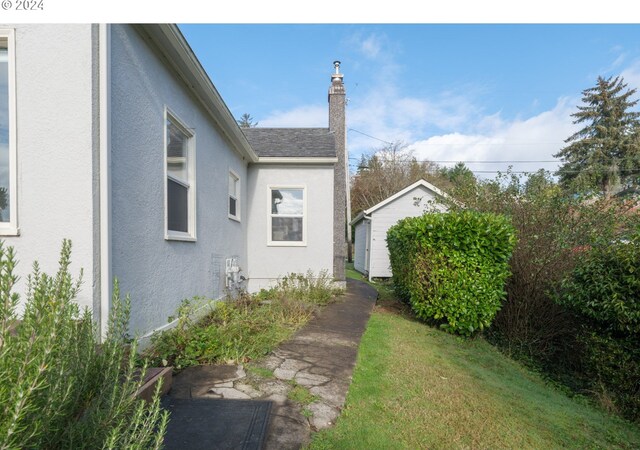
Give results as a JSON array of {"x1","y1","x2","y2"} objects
[{"x1": 329, "y1": 61, "x2": 347, "y2": 283}]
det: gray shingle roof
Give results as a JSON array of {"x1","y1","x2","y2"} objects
[{"x1": 242, "y1": 128, "x2": 336, "y2": 158}]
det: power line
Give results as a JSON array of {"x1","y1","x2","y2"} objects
[
  {"x1": 347, "y1": 127, "x2": 564, "y2": 147},
  {"x1": 347, "y1": 162, "x2": 640, "y2": 175},
  {"x1": 409, "y1": 160, "x2": 559, "y2": 164},
  {"x1": 347, "y1": 128, "x2": 393, "y2": 145}
]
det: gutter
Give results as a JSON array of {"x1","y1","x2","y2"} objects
[
  {"x1": 256, "y1": 156, "x2": 338, "y2": 164},
  {"x1": 134, "y1": 24, "x2": 258, "y2": 163},
  {"x1": 99, "y1": 24, "x2": 112, "y2": 341}
]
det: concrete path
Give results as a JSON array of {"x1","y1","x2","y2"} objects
[{"x1": 168, "y1": 278, "x2": 377, "y2": 449}]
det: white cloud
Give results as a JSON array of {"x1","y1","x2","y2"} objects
[
  {"x1": 260, "y1": 105, "x2": 326, "y2": 127},
  {"x1": 408, "y1": 97, "x2": 579, "y2": 177},
  {"x1": 360, "y1": 35, "x2": 382, "y2": 59},
  {"x1": 621, "y1": 59, "x2": 640, "y2": 92}
]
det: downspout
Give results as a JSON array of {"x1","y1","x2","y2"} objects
[{"x1": 99, "y1": 24, "x2": 112, "y2": 340}]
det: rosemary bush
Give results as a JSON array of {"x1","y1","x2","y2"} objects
[{"x1": 0, "y1": 240, "x2": 168, "y2": 449}]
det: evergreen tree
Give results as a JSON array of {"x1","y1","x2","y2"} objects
[
  {"x1": 237, "y1": 113, "x2": 258, "y2": 128},
  {"x1": 555, "y1": 76, "x2": 640, "y2": 197},
  {"x1": 440, "y1": 162, "x2": 476, "y2": 187}
]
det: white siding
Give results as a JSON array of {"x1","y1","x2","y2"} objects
[
  {"x1": 246, "y1": 164, "x2": 334, "y2": 291},
  {"x1": 353, "y1": 219, "x2": 367, "y2": 274},
  {"x1": 369, "y1": 185, "x2": 447, "y2": 278},
  {"x1": 0, "y1": 25, "x2": 97, "y2": 315},
  {"x1": 110, "y1": 25, "x2": 248, "y2": 336}
]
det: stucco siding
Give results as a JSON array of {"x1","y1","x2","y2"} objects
[
  {"x1": 353, "y1": 219, "x2": 367, "y2": 274},
  {"x1": 246, "y1": 164, "x2": 334, "y2": 291},
  {"x1": 110, "y1": 25, "x2": 248, "y2": 336},
  {"x1": 369, "y1": 185, "x2": 447, "y2": 278},
  {"x1": 0, "y1": 24, "x2": 97, "y2": 313}
]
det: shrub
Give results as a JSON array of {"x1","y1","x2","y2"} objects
[
  {"x1": 0, "y1": 240, "x2": 168, "y2": 449},
  {"x1": 387, "y1": 211, "x2": 516, "y2": 336},
  {"x1": 556, "y1": 232, "x2": 640, "y2": 421},
  {"x1": 451, "y1": 171, "x2": 632, "y2": 375},
  {"x1": 556, "y1": 232, "x2": 640, "y2": 334}
]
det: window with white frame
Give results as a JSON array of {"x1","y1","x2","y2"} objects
[
  {"x1": 268, "y1": 186, "x2": 306, "y2": 245},
  {"x1": 228, "y1": 170, "x2": 240, "y2": 221},
  {"x1": 165, "y1": 110, "x2": 196, "y2": 240},
  {"x1": 0, "y1": 30, "x2": 17, "y2": 235}
]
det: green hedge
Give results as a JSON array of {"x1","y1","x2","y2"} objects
[{"x1": 387, "y1": 211, "x2": 516, "y2": 336}]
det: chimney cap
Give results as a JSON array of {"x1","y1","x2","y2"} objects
[{"x1": 331, "y1": 60, "x2": 343, "y2": 83}]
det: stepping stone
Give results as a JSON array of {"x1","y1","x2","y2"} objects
[
  {"x1": 273, "y1": 368, "x2": 297, "y2": 381},
  {"x1": 294, "y1": 372, "x2": 330, "y2": 387},
  {"x1": 208, "y1": 387, "x2": 251, "y2": 399},
  {"x1": 306, "y1": 401, "x2": 339, "y2": 430}
]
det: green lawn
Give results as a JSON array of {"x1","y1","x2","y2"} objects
[{"x1": 310, "y1": 266, "x2": 640, "y2": 449}]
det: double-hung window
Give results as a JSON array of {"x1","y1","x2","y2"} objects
[
  {"x1": 0, "y1": 30, "x2": 16, "y2": 235},
  {"x1": 165, "y1": 109, "x2": 196, "y2": 240},
  {"x1": 228, "y1": 170, "x2": 240, "y2": 221},
  {"x1": 268, "y1": 186, "x2": 306, "y2": 246}
]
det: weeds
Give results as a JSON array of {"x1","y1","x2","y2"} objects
[
  {"x1": 287, "y1": 383, "x2": 318, "y2": 406},
  {"x1": 246, "y1": 366, "x2": 275, "y2": 379},
  {"x1": 147, "y1": 271, "x2": 342, "y2": 370}
]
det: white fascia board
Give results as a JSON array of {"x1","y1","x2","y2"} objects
[
  {"x1": 364, "y1": 179, "x2": 453, "y2": 216},
  {"x1": 256, "y1": 157, "x2": 338, "y2": 164},
  {"x1": 349, "y1": 211, "x2": 366, "y2": 226},
  {"x1": 135, "y1": 24, "x2": 258, "y2": 163}
]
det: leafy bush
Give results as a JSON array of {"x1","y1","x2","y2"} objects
[
  {"x1": 147, "y1": 271, "x2": 342, "y2": 369},
  {"x1": 556, "y1": 232, "x2": 640, "y2": 421},
  {"x1": 556, "y1": 232, "x2": 640, "y2": 334},
  {"x1": 449, "y1": 171, "x2": 632, "y2": 374},
  {"x1": 387, "y1": 211, "x2": 516, "y2": 336},
  {"x1": 0, "y1": 240, "x2": 168, "y2": 449},
  {"x1": 443, "y1": 170, "x2": 640, "y2": 420}
]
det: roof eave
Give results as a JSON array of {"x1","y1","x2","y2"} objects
[
  {"x1": 349, "y1": 211, "x2": 369, "y2": 226},
  {"x1": 256, "y1": 156, "x2": 337, "y2": 164},
  {"x1": 135, "y1": 24, "x2": 258, "y2": 163}
]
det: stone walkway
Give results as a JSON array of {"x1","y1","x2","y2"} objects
[{"x1": 167, "y1": 278, "x2": 378, "y2": 449}]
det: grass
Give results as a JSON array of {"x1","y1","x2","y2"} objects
[
  {"x1": 245, "y1": 366, "x2": 275, "y2": 379},
  {"x1": 309, "y1": 265, "x2": 640, "y2": 449},
  {"x1": 288, "y1": 382, "x2": 318, "y2": 406}
]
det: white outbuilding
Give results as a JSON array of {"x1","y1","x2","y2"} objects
[{"x1": 350, "y1": 179, "x2": 450, "y2": 280}]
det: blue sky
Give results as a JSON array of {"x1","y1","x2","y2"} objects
[{"x1": 180, "y1": 24, "x2": 640, "y2": 176}]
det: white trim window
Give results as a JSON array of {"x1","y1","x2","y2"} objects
[
  {"x1": 165, "y1": 109, "x2": 196, "y2": 241},
  {"x1": 0, "y1": 30, "x2": 17, "y2": 236},
  {"x1": 228, "y1": 170, "x2": 240, "y2": 221},
  {"x1": 268, "y1": 185, "x2": 306, "y2": 246}
]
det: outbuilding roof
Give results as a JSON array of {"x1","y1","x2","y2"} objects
[
  {"x1": 242, "y1": 128, "x2": 336, "y2": 158},
  {"x1": 349, "y1": 179, "x2": 452, "y2": 226}
]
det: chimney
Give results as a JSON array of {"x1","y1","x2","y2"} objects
[{"x1": 329, "y1": 61, "x2": 348, "y2": 283}]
